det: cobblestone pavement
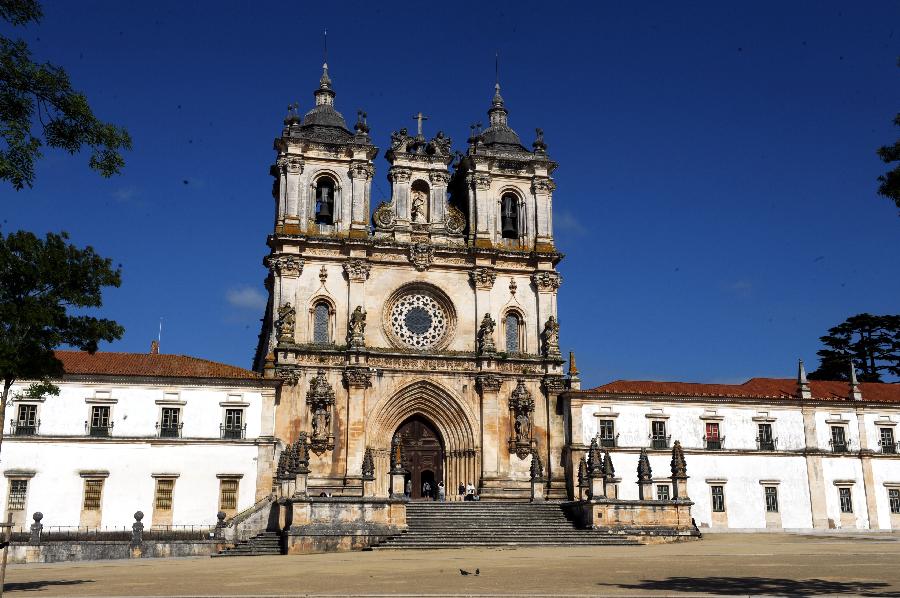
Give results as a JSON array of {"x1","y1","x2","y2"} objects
[{"x1": 4, "y1": 533, "x2": 900, "y2": 597}]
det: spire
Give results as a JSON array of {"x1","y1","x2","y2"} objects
[
  {"x1": 670, "y1": 440, "x2": 687, "y2": 479},
  {"x1": 797, "y1": 359, "x2": 812, "y2": 399},
  {"x1": 489, "y1": 82, "x2": 508, "y2": 127},
  {"x1": 849, "y1": 361, "x2": 863, "y2": 401},
  {"x1": 637, "y1": 449, "x2": 652, "y2": 482},
  {"x1": 314, "y1": 28, "x2": 335, "y2": 107}
]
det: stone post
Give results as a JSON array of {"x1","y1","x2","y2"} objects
[
  {"x1": 671, "y1": 441, "x2": 689, "y2": 500},
  {"x1": 529, "y1": 451, "x2": 546, "y2": 502},
  {"x1": 131, "y1": 511, "x2": 144, "y2": 549},
  {"x1": 637, "y1": 449, "x2": 653, "y2": 501},
  {"x1": 213, "y1": 511, "x2": 227, "y2": 540},
  {"x1": 577, "y1": 456, "x2": 588, "y2": 501},
  {"x1": 603, "y1": 451, "x2": 618, "y2": 499},
  {"x1": 389, "y1": 437, "x2": 408, "y2": 500},
  {"x1": 28, "y1": 512, "x2": 43, "y2": 545},
  {"x1": 361, "y1": 447, "x2": 376, "y2": 498},
  {"x1": 586, "y1": 438, "x2": 606, "y2": 500}
]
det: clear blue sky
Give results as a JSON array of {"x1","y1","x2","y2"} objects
[{"x1": 4, "y1": 1, "x2": 899, "y2": 387}]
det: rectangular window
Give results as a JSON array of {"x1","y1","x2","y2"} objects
[
  {"x1": 881, "y1": 428, "x2": 896, "y2": 454},
  {"x1": 757, "y1": 423, "x2": 775, "y2": 450},
  {"x1": 839, "y1": 487, "x2": 853, "y2": 513},
  {"x1": 222, "y1": 409, "x2": 244, "y2": 439},
  {"x1": 14, "y1": 404, "x2": 38, "y2": 436},
  {"x1": 765, "y1": 486, "x2": 779, "y2": 513},
  {"x1": 705, "y1": 422, "x2": 721, "y2": 450},
  {"x1": 598, "y1": 420, "x2": 616, "y2": 448},
  {"x1": 159, "y1": 407, "x2": 181, "y2": 438},
  {"x1": 89, "y1": 406, "x2": 111, "y2": 437},
  {"x1": 7, "y1": 480, "x2": 28, "y2": 511},
  {"x1": 155, "y1": 479, "x2": 174, "y2": 511},
  {"x1": 656, "y1": 484, "x2": 670, "y2": 501},
  {"x1": 710, "y1": 485, "x2": 725, "y2": 512},
  {"x1": 831, "y1": 426, "x2": 848, "y2": 452},
  {"x1": 888, "y1": 489, "x2": 900, "y2": 514},
  {"x1": 219, "y1": 479, "x2": 239, "y2": 511},
  {"x1": 651, "y1": 420, "x2": 668, "y2": 449},
  {"x1": 83, "y1": 479, "x2": 104, "y2": 511}
]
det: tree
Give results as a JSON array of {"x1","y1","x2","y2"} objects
[
  {"x1": 878, "y1": 113, "x2": 900, "y2": 214},
  {"x1": 1, "y1": 0, "x2": 132, "y2": 190},
  {"x1": 809, "y1": 313, "x2": 900, "y2": 382},
  {"x1": 0, "y1": 230, "x2": 124, "y2": 455}
]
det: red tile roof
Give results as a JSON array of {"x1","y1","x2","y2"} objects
[
  {"x1": 54, "y1": 351, "x2": 261, "y2": 381},
  {"x1": 577, "y1": 378, "x2": 900, "y2": 403}
]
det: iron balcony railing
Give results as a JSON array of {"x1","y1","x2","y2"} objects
[
  {"x1": 879, "y1": 440, "x2": 898, "y2": 455},
  {"x1": 599, "y1": 434, "x2": 618, "y2": 449},
  {"x1": 9, "y1": 419, "x2": 39, "y2": 437},
  {"x1": 756, "y1": 437, "x2": 778, "y2": 451},
  {"x1": 156, "y1": 422, "x2": 184, "y2": 439},
  {"x1": 829, "y1": 439, "x2": 851, "y2": 453},
  {"x1": 220, "y1": 423, "x2": 246, "y2": 440},
  {"x1": 703, "y1": 435, "x2": 725, "y2": 451},
  {"x1": 85, "y1": 421, "x2": 114, "y2": 437},
  {"x1": 649, "y1": 434, "x2": 671, "y2": 450}
]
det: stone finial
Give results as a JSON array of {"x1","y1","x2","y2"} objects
[
  {"x1": 797, "y1": 359, "x2": 812, "y2": 399},
  {"x1": 529, "y1": 450, "x2": 544, "y2": 482},
  {"x1": 131, "y1": 511, "x2": 145, "y2": 547},
  {"x1": 849, "y1": 361, "x2": 863, "y2": 401},
  {"x1": 602, "y1": 450, "x2": 615, "y2": 480},
  {"x1": 29, "y1": 512, "x2": 43, "y2": 545},
  {"x1": 390, "y1": 435, "x2": 404, "y2": 472},
  {"x1": 294, "y1": 432, "x2": 310, "y2": 474},
  {"x1": 361, "y1": 447, "x2": 375, "y2": 481},
  {"x1": 670, "y1": 440, "x2": 687, "y2": 479},
  {"x1": 586, "y1": 437, "x2": 604, "y2": 478},
  {"x1": 577, "y1": 456, "x2": 588, "y2": 488},
  {"x1": 637, "y1": 449, "x2": 653, "y2": 482},
  {"x1": 568, "y1": 351, "x2": 581, "y2": 391}
]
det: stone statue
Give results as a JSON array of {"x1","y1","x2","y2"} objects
[
  {"x1": 361, "y1": 447, "x2": 375, "y2": 480},
  {"x1": 541, "y1": 315, "x2": 560, "y2": 358},
  {"x1": 411, "y1": 189, "x2": 427, "y2": 223},
  {"x1": 275, "y1": 302, "x2": 296, "y2": 343},
  {"x1": 478, "y1": 313, "x2": 496, "y2": 354},
  {"x1": 311, "y1": 405, "x2": 331, "y2": 440},
  {"x1": 347, "y1": 305, "x2": 367, "y2": 349}
]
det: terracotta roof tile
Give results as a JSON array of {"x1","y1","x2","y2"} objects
[
  {"x1": 577, "y1": 378, "x2": 900, "y2": 403},
  {"x1": 54, "y1": 350, "x2": 260, "y2": 381}
]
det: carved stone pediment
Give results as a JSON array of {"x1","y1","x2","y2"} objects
[
  {"x1": 343, "y1": 366, "x2": 372, "y2": 389},
  {"x1": 469, "y1": 268, "x2": 497, "y2": 290},
  {"x1": 408, "y1": 243, "x2": 435, "y2": 271}
]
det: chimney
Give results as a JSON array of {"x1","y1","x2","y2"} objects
[
  {"x1": 849, "y1": 361, "x2": 863, "y2": 401},
  {"x1": 150, "y1": 340, "x2": 160, "y2": 355},
  {"x1": 797, "y1": 359, "x2": 811, "y2": 399}
]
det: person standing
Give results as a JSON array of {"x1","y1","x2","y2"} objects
[
  {"x1": 437, "y1": 481, "x2": 446, "y2": 502},
  {"x1": 458, "y1": 482, "x2": 465, "y2": 497},
  {"x1": 405, "y1": 478, "x2": 412, "y2": 498},
  {"x1": 423, "y1": 480, "x2": 432, "y2": 499}
]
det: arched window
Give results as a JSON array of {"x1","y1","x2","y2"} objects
[
  {"x1": 315, "y1": 177, "x2": 335, "y2": 225},
  {"x1": 505, "y1": 312, "x2": 521, "y2": 354},
  {"x1": 501, "y1": 193, "x2": 519, "y2": 239},
  {"x1": 313, "y1": 302, "x2": 331, "y2": 344}
]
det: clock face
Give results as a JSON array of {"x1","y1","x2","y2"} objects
[{"x1": 388, "y1": 290, "x2": 450, "y2": 350}]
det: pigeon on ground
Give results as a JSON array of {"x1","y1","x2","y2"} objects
[
  {"x1": 475, "y1": 569, "x2": 480, "y2": 576},
  {"x1": 460, "y1": 569, "x2": 471, "y2": 576}
]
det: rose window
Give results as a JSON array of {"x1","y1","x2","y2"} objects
[{"x1": 389, "y1": 292, "x2": 449, "y2": 350}]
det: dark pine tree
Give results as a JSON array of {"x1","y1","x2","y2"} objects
[{"x1": 809, "y1": 313, "x2": 900, "y2": 382}]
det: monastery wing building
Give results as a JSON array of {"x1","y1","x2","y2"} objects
[{"x1": 3, "y1": 64, "x2": 899, "y2": 541}]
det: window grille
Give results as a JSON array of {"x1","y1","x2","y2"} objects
[
  {"x1": 159, "y1": 407, "x2": 181, "y2": 438},
  {"x1": 756, "y1": 424, "x2": 775, "y2": 451},
  {"x1": 656, "y1": 485, "x2": 670, "y2": 501},
  {"x1": 313, "y1": 303, "x2": 330, "y2": 344},
  {"x1": 830, "y1": 426, "x2": 848, "y2": 453},
  {"x1": 598, "y1": 420, "x2": 616, "y2": 448},
  {"x1": 7, "y1": 480, "x2": 27, "y2": 511},
  {"x1": 15, "y1": 404, "x2": 38, "y2": 436},
  {"x1": 765, "y1": 486, "x2": 779, "y2": 513},
  {"x1": 505, "y1": 314, "x2": 519, "y2": 353},
  {"x1": 710, "y1": 485, "x2": 725, "y2": 513},
  {"x1": 155, "y1": 479, "x2": 174, "y2": 510},
  {"x1": 89, "y1": 406, "x2": 111, "y2": 437},
  {"x1": 223, "y1": 409, "x2": 244, "y2": 439},
  {"x1": 880, "y1": 428, "x2": 896, "y2": 454},
  {"x1": 889, "y1": 489, "x2": 900, "y2": 515},
  {"x1": 83, "y1": 479, "x2": 104, "y2": 510},
  {"x1": 219, "y1": 479, "x2": 239, "y2": 510},
  {"x1": 839, "y1": 488, "x2": 853, "y2": 513}
]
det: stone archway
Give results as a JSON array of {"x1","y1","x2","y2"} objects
[
  {"x1": 366, "y1": 380, "x2": 479, "y2": 498},
  {"x1": 396, "y1": 415, "x2": 443, "y2": 500}
]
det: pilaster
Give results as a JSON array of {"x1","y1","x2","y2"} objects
[{"x1": 802, "y1": 406, "x2": 828, "y2": 528}]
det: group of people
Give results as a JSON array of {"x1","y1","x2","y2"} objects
[
  {"x1": 403, "y1": 479, "x2": 480, "y2": 501},
  {"x1": 459, "y1": 482, "x2": 480, "y2": 501}
]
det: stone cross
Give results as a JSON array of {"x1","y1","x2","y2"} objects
[{"x1": 413, "y1": 112, "x2": 428, "y2": 137}]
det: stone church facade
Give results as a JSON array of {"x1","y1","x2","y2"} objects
[{"x1": 253, "y1": 63, "x2": 567, "y2": 501}]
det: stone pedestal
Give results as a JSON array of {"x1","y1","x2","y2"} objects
[
  {"x1": 673, "y1": 476, "x2": 689, "y2": 500},
  {"x1": 606, "y1": 479, "x2": 620, "y2": 499},
  {"x1": 279, "y1": 478, "x2": 295, "y2": 499},
  {"x1": 294, "y1": 471, "x2": 309, "y2": 498},
  {"x1": 362, "y1": 478, "x2": 376, "y2": 498},
  {"x1": 638, "y1": 480, "x2": 653, "y2": 501},
  {"x1": 390, "y1": 471, "x2": 407, "y2": 499},
  {"x1": 589, "y1": 476, "x2": 606, "y2": 500},
  {"x1": 285, "y1": 497, "x2": 407, "y2": 553},
  {"x1": 530, "y1": 480, "x2": 546, "y2": 502}
]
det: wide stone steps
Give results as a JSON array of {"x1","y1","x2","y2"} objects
[
  {"x1": 374, "y1": 502, "x2": 641, "y2": 550},
  {"x1": 212, "y1": 531, "x2": 282, "y2": 557}
]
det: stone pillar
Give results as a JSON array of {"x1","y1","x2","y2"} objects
[
  {"x1": 349, "y1": 162, "x2": 373, "y2": 238},
  {"x1": 856, "y1": 407, "x2": 879, "y2": 529},
  {"x1": 389, "y1": 167, "x2": 411, "y2": 240},
  {"x1": 284, "y1": 157, "x2": 304, "y2": 229},
  {"x1": 29, "y1": 512, "x2": 43, "y2": 545},
  {"x1": 671, "y1": 440, "x2": 689, "y2": 500},
  {"x1": 531, "y1": 176, "x2": 556, "y2": 252},
  {"x1": 131, "y1": 511, "x2": 144, "y2": 548},
  {"x1": 342, "y1": 363, "x2": 372, "y2": 485},
  {"x1": 476, "y1": 374, "x2": 502, "y2": 480},
  {"x1": 471, "y1": 173, "x2": 492, "y2": 248},
  {"x1": 802, "y1": 406, "x2": 828, "y2": 528},
  {"x1": 213, "y1": 511, "x2": 227, "y2": 540},
  {"x1": 590, "y1": 476, "x2": 606, "y2": 500},
  {"x1": 543, "y1": 375, "x2": 568, "y2": 499}
]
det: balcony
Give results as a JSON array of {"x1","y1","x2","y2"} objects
[
  {"x1": 703, "y1": 435, "x2": 725, "y2": 451},
  {"x1": 756, "y1": 437, "x2": 778, "y2": 451},
  {"x1": 85, "y1": 422, "x2": 114, "y2": 437},
  {"x1": 599, "y1": 434, "x2": 618, "y2": 449},
  {"x1": 880, "y1": 441, "x2": 899, "y2": 455},
  {"x1": 649, "y1": 434, "x2": 671, "y2": 450},
  {"x1": 829, "y1": 439, "x2": 850, "y2": 453},
  {"x1": 9, "y1": 419, "x2": 39, "y2": 437},
  {"x1": 156, "y1": 422, "x2": 184, "y2": 439},
  {"x1": 220, "y1": 424, "x2": 246, "y2": 440}
]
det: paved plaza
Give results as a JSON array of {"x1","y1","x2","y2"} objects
[{"x1": 4, "y1": 533, "x2": 900, "y2": 597}]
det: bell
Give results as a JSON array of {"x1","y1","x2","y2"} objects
[
  {"x1": 316, "y1": 196, "x2": 333, "y2": 223},
  {"x1": 502, "y1": 213, "x2": 517, "y2": 237}
]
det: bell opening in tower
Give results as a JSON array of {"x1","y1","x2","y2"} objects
[
  {"x1": 501, "y1": 193, "x2": 519, "y2": 239},
  {"x1": 315, "y1": 177, "x2": 335, "y2": 225}
]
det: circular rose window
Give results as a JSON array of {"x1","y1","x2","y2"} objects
[{"x1": 385, "y1": 286, "x2": 455, "y2": 351}]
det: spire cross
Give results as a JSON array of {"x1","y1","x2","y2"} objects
[
  {"x1": 413, "y1": 112, "x2": 428, "y2": 137},
  {"x1": 323, "y1": 27, "x2": 328, "y2": 67}
]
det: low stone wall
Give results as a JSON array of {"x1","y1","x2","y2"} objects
[
  {"x1": 563, "y1": 499, "x2": 700, "y2": 539},
  {"x1": 7, "y1": 540, "x2": 224, "y2": 564},
  {"x1": 282, "y1": 496, "x2": 407, "y2": 554}
]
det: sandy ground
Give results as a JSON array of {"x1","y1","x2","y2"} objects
[{"x1": 4, "y1": 533, "x2": 900, "y2": 597}]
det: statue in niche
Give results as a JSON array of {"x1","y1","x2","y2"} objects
[
  {"x1": 411, "y1": 189, "x2": 427, "y2": 223},
  {"x1": 514, "y1": 412, "x2": 531, "y2": 444},
  {"x1": 347, "y1": 305, "x2": 367, "y2": 349},
  {"x1": 477, "y1": 313, "x2": 496, "y2": 354},
  {"x1": 311, "y1": 404, "x2": 331, "y2": 439},
  {"x1": 275, "y1": 302, "x2": 296, "y2": 343}
]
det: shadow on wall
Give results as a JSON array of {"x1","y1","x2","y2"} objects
[
  {"x1": 600, "y1": 577, "x2": 900, "y2": 596},
  {"x1": 4, "y1": 579, "x2": 95, "y2": 592}
]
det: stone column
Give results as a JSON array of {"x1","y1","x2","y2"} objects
[
  {"x1": 429, "y1": 171, "x2": 450, "y2": 230},
  {"x1": 802, "y1": 406, "x2": 828, "y2": 528},
  {"x1": 476, "y1": 374, "x2": 502, "y2": 481},
  {"x1": 472, "y1": 173, "x2": 492, "y2": 248},
  {"x1": 531, "y1": 176, "x2": 556, "y2": 252},
  {"x1": 389, "y1": 167, "x2": 411, "y2": 240},
  {"x1": 343, "y1": 366, "x2": 372, "y2": 485},
  {"x1": 856, "y1": 407, "x2": 879, "y2": 529},
  {"x1": 349, "y1": 162, "x2": 373, "y2": 239},
  {"x1": 284, "y1": 157, "x2": 304, "y2": 230},
  {"x1": 543, "y1": 375, "x2": 568, "y2": 499}
]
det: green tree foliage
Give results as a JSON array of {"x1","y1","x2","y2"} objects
[
  {"x1": 0, "y1": 230, "x2": 124, "y2": 443},
  {"x1": 877, "y1": 113, "x2": 900, "y2": 213},
  {"x1": 809, "y1": 313, "x2": 900, "y2": 382},
  {"x1": 0, "y1": 0, "x2": 132, "y2": 189}
]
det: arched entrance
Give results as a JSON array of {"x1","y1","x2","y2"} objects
[{"x1": 396, "y1": 415, "x2": 444, "y2": 500}]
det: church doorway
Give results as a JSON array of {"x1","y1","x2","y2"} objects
[{"x1": 395, "y1": 415, "x2": 444, "y2": 500}]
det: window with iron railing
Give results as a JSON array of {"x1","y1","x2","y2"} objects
[
  {"x1": 889, "y1": 489, "x2": 900, "y2": 515},
  {"x1": 839, "y1": 487, "x2": 853, "y2": 513},
  {"x1": 83, "y1": 479, "x2": 104, "y2": 511},
  {"x1": 155, "y1": 479, "x2": 174, "y2": 511},
  {"x1": 756, "y1": 424, "x2": 776, "y2": 451},
  {"x1": 7, "y1": 479, "x2": 27, "y2": 511},
  {"x1": 830, "y1": 426, "x2": 849, "y2": 453},
  {"x1": 598, "y1": 420, "x2": 617, "y2": 448},
  {"x1": 12, "y1": 404, "x2": 39, "y2": 436},
  {"x1": 221, "y1": 409, "x2": 245, "y2": 439},
  {"x1": 650, "y1": 420, "x2": 669, "y2": 449},
  {"x1": 704, "y1": 422, "x2": 723, "y2": 450},
  {"x1": 219, "y1": 479, "x2": 239, "y2": 511},
  {"x1": 879, "y1": 428, "x2": 897, "y2": 454},
  {"x1": 764, "y1": 486, "x2": 779, "y2": 513},
  {"x1": 157, "y1": 407, "x2": 183, "y2": 438},
  {"x1": 86, "y1": 406, "x2": 113, "y2": 437}
]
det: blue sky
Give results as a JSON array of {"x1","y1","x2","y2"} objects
[{"x1": 4, "y1": 1, "x2": 899, "y2": 387}]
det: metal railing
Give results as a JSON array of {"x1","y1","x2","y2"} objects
[
  {"x1": 879, "y1": 440, "x2": 898, "y2": 455},
  {"x1": 85, "y1": 421, "x2": 114, "y2": 437},
  {"x1": 829, "y1": 439, "x2": 851, "y2": 453},
  {"x1": 9, "y1": 419, "x2": 39, "y2": 436},
  {"x1": 649, "y1": 434, "x2": 671, "y2": 450},
  {"x1": 220, "y1": 423, "x2": 246, "y2": 440},
  {"x1": 599, "y1": 434, "x2": 618, "y2": 449},
  {"x1": 756, "y1": 437, "x2": 777, "y2": 451},
  {"x1": 156, "y1": 422, "x2": 184, "y2": 439},
  {"x1": 703, "y1": 435, "x2": 725, "y2": 450}
]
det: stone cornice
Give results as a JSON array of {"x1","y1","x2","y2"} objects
[{"x1": 565, "y1": 391, "x2": 900, "y2": 410}]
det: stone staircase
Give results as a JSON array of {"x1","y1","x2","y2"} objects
[
  {"x1": 212, "y1": 531, "x2": 281, "y2": 557},
  {"x1": 373, "y1": 501, "x2": 642, "y2": 549}
]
